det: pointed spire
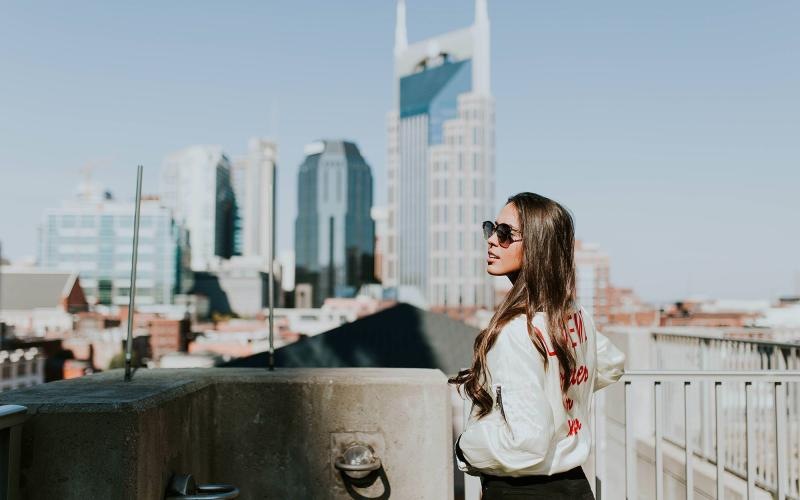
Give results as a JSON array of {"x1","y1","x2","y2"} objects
[
  {"x1": 394, "y1": 0, "x2": 408, "y2": 55},
  {"x1": 475, "y1": 0, "x2": 489, "y2": 26},
  {"x1": 472, "y1": 0, "x2": 491, "y2": 95}
]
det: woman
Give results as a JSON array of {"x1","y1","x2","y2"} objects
[{"x1": 451, "y1": 192, "x2": 625, "y2": 499}]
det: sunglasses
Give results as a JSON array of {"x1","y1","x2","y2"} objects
[{"x1": 482, "y1": 221, "x2": 522, "y2": 248}]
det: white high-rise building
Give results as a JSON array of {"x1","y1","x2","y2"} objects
[
  {"x1": 235, "y1": 138, "x2": 277, "y2": 265},
  {"x1": 160, "y1": 146, "x2": 237, "y2": 272},
  {"x1": 385, "y1": 0, "x2": 495, "y2": 309}
]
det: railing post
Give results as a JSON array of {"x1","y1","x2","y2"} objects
[
  {"x1": 745, "y1": 381, "x2": 755, "y2": 500},
  {"x1": 654, "y1": 381, "x2": 664, "y2": 500},
  {"x1": 684, "y1": 381, "x2": 694, "y2": 500},
  {"x1": 775, "y1": 381, "x2": 787, "y2": 500},
  {"x1": 624, "y1": 381, "x2": 635, "y2": 499},
  {"x1": 715, "y1": 381, "x2": 725, "y2": 500}
]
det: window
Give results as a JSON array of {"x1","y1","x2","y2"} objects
[
  {"x1": 458, "y1": 179, "x2": 464, "y2": 197},
  {"x1": 473, "y1": 153, "x2": 479, "y2": 171}
]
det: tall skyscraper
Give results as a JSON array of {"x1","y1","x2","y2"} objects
[
  {"x1": 160, "y1": 146, "x2": 238, "y2": 271},
  {"x1": 38, "y1": 180, "x2": 189, "y2": 306},
  {"x1": 385, "y1": 0, "x2": 495, "y2": 309},
  {"x1": 295, "y1": 140, "x2": 375, "y2": 307},
  {"x1": 232, "y1": 138, "x2": 278, "y2": 266}
]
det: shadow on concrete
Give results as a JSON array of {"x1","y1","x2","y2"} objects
[
  {"x1": 223, "y1": 303, "x2": 478, "y2": 375},
  {"x1": 340, "y1": 468, "x2": 391, "y2": 500}
]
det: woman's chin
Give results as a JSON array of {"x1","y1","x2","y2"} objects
[{"x1": 486, "y1": 263, "x2": 504, "y2": 276}]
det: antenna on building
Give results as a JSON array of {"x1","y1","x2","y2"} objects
[
  {"x1": 394, "y1": 0, "x2": 408, "y2": 54},
  {"x1": 124, "y1": 166, "x2": 143, "y2": 382},
  {"x1": 472, "y1": 0, "x2": 491, "y2": 96}
]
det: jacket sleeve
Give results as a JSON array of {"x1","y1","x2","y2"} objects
[
  {"x1": 456, "y1": 321, "x2": 555, "y2": 476},
  {"x1": 594, "y1": 330, "x2": 625, "y2": 391}
]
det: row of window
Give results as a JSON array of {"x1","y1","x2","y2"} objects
[
  {"x1": 430, "y1": 283, "x2": 487, "y2": 307},
  {"x1": 430, "y1": 255, "x2": 485, "y2": 278},
  {"x1": 431, "y1": 177, "x2": 486, "y2": 198},
  {"x1": 431, "y1": 152, "x2": 485, "y2": 173},
  {"x1": 430, "y1": 205, "x2": 485, "y2": 227},
  {"x1": 49, "y1": 215, "x2": 167, "y2": 228}
]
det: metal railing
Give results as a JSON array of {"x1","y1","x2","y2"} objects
[
  {"x1": 0, "y1": 349, "x2": 44, "y2": 392},
  {"x1": 616, "y1": 370, "x2": 800, "y2": 500},
  {"x1": 648, "y1": 332, "x2": 800, "y2": 498},
  {"x1": 0, "y1": 405, "x2": 27, "y2": 500}
]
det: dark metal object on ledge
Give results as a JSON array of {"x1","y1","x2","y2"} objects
[
  {"x1": 0, "y1": 404, "x2": 27, "y2": 500},
  {"x1": 165, "y1": 473, "x2": 239, "y2": 499}
]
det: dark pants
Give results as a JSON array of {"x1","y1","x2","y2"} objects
[{"x1": 480, "y1": 466, "x2": 594, "y2": 499}]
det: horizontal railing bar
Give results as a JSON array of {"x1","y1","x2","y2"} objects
[
  {"x1": 650, "y1": 331, "x2": 800, "y2": 350},
  {"x1": 621, "y1": 371, "x2": 800, "y2": 382}
]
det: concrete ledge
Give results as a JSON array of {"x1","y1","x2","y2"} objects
[{"x1": 1, "y1": 368, "x2": 453, "y2": 499}]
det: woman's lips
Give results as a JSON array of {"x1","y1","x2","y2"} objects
[{"x1": 487, "y1": 251, "x2": 499, "y2": 261}]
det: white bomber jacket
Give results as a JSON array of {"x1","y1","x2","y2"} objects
[{"x1": 456, "y1": 306, "x2": 625, "y2": 476}]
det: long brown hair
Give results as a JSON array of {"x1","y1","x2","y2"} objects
[{"x1": 449, "y1": 192, "x2": 577, "y2": 418}]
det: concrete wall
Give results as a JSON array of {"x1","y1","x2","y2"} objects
[{"x1": 0, "y1": 368, "x2": 453, "y2": 500}]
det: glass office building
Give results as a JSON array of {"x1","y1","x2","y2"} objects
[
  {"x1": 295, "y1": 140, "x2": 374, "y2": 307},
  {"x1": 38, "y1": 182, "x2": 190, "y2": 306}
]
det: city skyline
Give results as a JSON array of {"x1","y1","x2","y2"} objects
[{"x1": 1, "y1": 1, "x2": 799, "y2": 302}]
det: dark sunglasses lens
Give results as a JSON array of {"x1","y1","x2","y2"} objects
[
  {"x1": 482, "y1": 221, "x2": 494, "y2": 240},
  {"x1": 495, "y1": 224, "x2": 513, "y2": 246}
]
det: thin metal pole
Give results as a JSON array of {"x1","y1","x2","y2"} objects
[
  {"x1": 124, "y1": 166, "x2": 143, "y2": 382},
  {"x1": 267, "y1": 160, "x2": 276, "y2": 371}
]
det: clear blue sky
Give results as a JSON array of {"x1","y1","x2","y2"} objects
[{"x1": 1, "y1": 1, "x2": 798, "y2": 303}]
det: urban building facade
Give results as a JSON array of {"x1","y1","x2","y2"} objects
[
  {"x1": 371, "y1": 206, "x2": 387, "y2": 283},
  {"x1": 160, "y1": 145, "x2": 238, "y2": 271},
  {"x1": 384, "y1": 0, "x2": 495, "y2": 309},
  {"x1": 232, "y1": 138, "x2": 277, "y2": 266},
  {"x1": 575, "y1": 240, "x2": 611, "y2": 325},
  {"x1": 37, "y1": 181, "x2": 189, "y2": 306},
  {"x1": 295, "y1": 140, "x2": 375, "y2": 307}
]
